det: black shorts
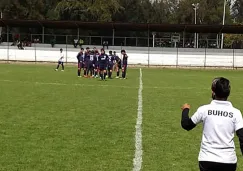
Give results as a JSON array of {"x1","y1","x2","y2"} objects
[
  {"x1": 108, "y1": 64, "x2": 113, "y2": 70},
  {"x1": 78, "y1": 62, "x2": 84, "y2": 69},
  {"x1": 199, "y1": 161, "x2": 237, "y2": 171},
  {"x1": 99, "y1": 65, "x2": 106, "y2": 71},
  {"x1": 117, "y1": 63, "x2": 122, "y2": 69},
  {"x1": 122, "y1": 64, "x2": 127, "y2": 70},
  {"x1": 88, "y1": 63, "x2": 94, "y2": 69},
  {"x1": 58, "y1": 61, "x2": 64, "y2": 65}
]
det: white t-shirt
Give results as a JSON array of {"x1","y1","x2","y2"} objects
[
  {"x1": 191, "y1": 100, "x2": 243, "y2": 164},
  {"x1": 58, "y1": 52, "x2": 64, "y2": 62}
]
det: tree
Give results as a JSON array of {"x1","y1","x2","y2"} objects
[
  {"x1": 55, "y1": 0, "x2": 123, "y2": 22},
  {"x1": 232, "y1": 0, "x2": 243, "y2": 23}
]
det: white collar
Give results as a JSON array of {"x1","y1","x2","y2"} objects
[{"x1": 210, "y1": 100, "x2": 232, "y2": 107}]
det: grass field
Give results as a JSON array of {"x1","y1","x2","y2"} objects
[{"x1": 0, "y1": 63, "x2": 243, "y2": 171}]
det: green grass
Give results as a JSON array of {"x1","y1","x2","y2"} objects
[{"x1": 0, "y1": 64, "x2": 243, "y2": 171}]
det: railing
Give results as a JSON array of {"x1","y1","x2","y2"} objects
[
  {"x1": 1, "y1": 42, "x2": 243, "y2": 69},
  {"x1": 0, "y1": 33, "x2": 231, "y2": 48}
]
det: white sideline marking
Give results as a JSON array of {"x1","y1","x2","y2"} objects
[{"x1": 133, "y1": 68, "x2": 143, "y2": 171}]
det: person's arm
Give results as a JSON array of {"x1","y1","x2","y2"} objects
[
  {"x1": 181, "y1": 104, "x2": 196, "y2": 131},
  {"x1": 235, "y1": 111, "x2": 243, "y2": 156},
  {"x1": 236, "y1": 128, "x2": 243, "y2": 155}
]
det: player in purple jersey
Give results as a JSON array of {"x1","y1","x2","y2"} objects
[
  {"x1": 94, "y1": 50, "x2": 100, "y2": 78},
  {"x1": 83, "y1": 47, "x2": 90, "y2": 77},
  {"x1": 77, "y1": 48, "x2": 84, "y2": 77},
  {"x1": 86, "y1": 50, "x2": 96, "y2": 77},
  {"x1": 98, "y1": 48, "x2": 109, "y2": 80},
  {"x1": 107, "y1": 51, "x2": 115, "y2": 79},
  {"x1": 121, "y1": 49, "x2": 128, "y2": 79},
  {"x1": 113, "y1": 51, "x2": 121, "y2": 78}
]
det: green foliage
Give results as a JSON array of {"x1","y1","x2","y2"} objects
[{"x1": 0, "y1": 0, "x2": 239, "y2": 26}]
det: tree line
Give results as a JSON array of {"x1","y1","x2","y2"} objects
[{"x1": 0, "y1": 0, "x2": 243, "y2": 47}]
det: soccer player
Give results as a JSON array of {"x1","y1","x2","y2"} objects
[
  {"x1": 181, "y1": 77, "x2": 243, "y2": 171},
  {"x1": 77, "y1": 48, "x2": 84, "y2": 77},
  {"x1": 121, "y1": 50, "x2": 128, "y2": 79},
  {"x1": 114, "y1": 51, "x2": 121, "y2": 79},
  {"x1": 86, "y1": 50, "x2": 96, "y2": 77},
  {"x1": 98, "y1": 48, "x2": 108, "y2": 81},
  {"x1": 55, "y1": 48, "x2": 64, "y2": 71},
  {"x1": 83, "y1": 47, "x2": 90, "y2": 77},
  {"x1": 94, "y1": 49, "x2": 100, "y2": 78},
  {"x1": 107, "y1": 51, "x2": 115, "y2": 79}
]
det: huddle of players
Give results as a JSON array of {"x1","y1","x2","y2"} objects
[{"x1": 77, "y1": 47, "x2": 128, "y2": 80}]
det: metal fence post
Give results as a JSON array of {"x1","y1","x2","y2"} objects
[
  {"x1": 148, "y1": 29, "x2": 150, "y2": 68},
  {"x1": 66, "y1": 35, "x2": 68, "y2": 64},
  {"x1": 176, "y1": 47, "x2": 179, "y2": 68},
  {"x1": 35, "y1": 41, "x2": 37, "y2": 63},
  {"x1": 7, "y1": 26, "x2": 9, "y2": 63},
  {"x1": 204, "y1": 47, "x2": 207, "y2": 69},
  {"x1": 233, "y1": 48, "x2": 235, "y2": 70}
]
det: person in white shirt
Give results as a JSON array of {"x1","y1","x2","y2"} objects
[
  {"x1": 55, "y1": 48, "x2": 65, "y2": 71},
  {"x1": 181, "y1": 77, "x2": 243, "y2": 171}
]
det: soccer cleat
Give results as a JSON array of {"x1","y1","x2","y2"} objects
[
  {"x1": 61, "y1": 70, "x2": 64, "y2": 72},
  {"x1": 55, "y1": 69, "x2": 58, "y2": 71},
  {"x1": 78, "y1": 76, "x2": 81, "y2": 78},
  {"x1": 116, "y1": 76, "x2": 119, "y2": 79}
]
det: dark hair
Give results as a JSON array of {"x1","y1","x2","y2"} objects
[
  {"x1": 109, "y1": 51, "x2": 112, "y2": 54},
  {"x1": 121, "y1": 49, "x2": 125, "y2": 53},
  {"x1": 212, "y1": 77, "x2": 231, "y2": 99},
  {"x1": 81, "y1": 48, "x2": 84, "y2": 50}
]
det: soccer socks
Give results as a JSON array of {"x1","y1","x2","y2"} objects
[
  {"x1": 84, "y1": 69, "x2": 87, "y2": 76},
  {"x1": 61, "y1": 64, "x2": 64, "y2": 70},
  {"x1": 100, "y1": 72, "x2": 103, "y2": 80},
  {"x1": 78, "y1": 69, "x2": 81, "y2": 76},
  {"x1": 109, "y1": 71, "x2": 112, "y2": 78},
  {"x1": 56, "y1": 64, "x2": 60, "y2": 69}
]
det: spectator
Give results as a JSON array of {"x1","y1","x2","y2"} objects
[
  {"x1": 74, "y1": 38, "x2": 79, "y2": 48},
  {"x1": 79, "y1": 38, "x2": 84, "y2": 48},
  {"x1": 51, "y1": 37, "x2": 56, "y2": 48},
  {"x1": 103, "y1": 41, "x2": 109, "y2": 49}
]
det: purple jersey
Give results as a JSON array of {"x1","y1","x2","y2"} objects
[
  {"x1": 122, "y1": 54, "x2": 128, "y2": 65},
  {"x1": 98, "y1": 54, "x2": 108, "y2": 66},
  {"x1": 108, "y1": 55, "x2": 115, "y2": 65}
]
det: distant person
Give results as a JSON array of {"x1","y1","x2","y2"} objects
[
  {"x1": 121, "y1": 50, "x2": 128, "y2": 79},
  {"x1": 51, "y1": 38, "x2": 56, "y2": 48},
  {"x1": 181, "y1": 77, "x2": 243, "y2": 171},
  {"x1": 103, "y1": 41, "x2": 108, "y2": 49},
  {"x1": 73, "y1": 38, "x2": 78, "y2": 48},
  {"x1": 107, "y1": 51, "x2": 115, "y2": 79},
  {"x1": 113, "y1": 51, "x2": 121, "y2": 78},
  {"x1": 79, "y1": 38, "x2": 84, "y2": 48},
  {"x1": 77, "y1": 48, "x2": 85, "y2": 77},
  {"x1": 55, "y1": 48, "x2": 65, "y2": 71},
  {"x1": 98, "y1": 48, "x2": 108, "y2": 80}
]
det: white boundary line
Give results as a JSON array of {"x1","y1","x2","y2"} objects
[
  {"x1": 133, "y1": 68, "x2": 143, "y2": 171},
  {"x1": 0, "y1": 79, "x2": 210, "y2": 90}
]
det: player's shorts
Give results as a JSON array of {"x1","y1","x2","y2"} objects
[
  {"x1": 108, "y1": 64, "x2": 113, "y2": 70},
  {"x1": 94, "y1": 64, "x2": 99, "y2": 70},
  {"x1": 99, "y1": 65, "x2": 106, "y2": 71},
  {"x1": 58, "y1": 61, "x2": 63, "y2": 65},
  {"x1": 78, "y1": 62, "x2": 84, "y2": 69},
  {"x1": 84, "y1": 62, "x2": 89, "y2": 69},
  {"x1": 117, "y1": 63, "x2": 122, "y2": 69},
  {"x1": 88, "y1": 63, "x2": 94, "y2": 69},
  {"x1": 122, "y1": 64, "x2": 127, "y2": 70}
]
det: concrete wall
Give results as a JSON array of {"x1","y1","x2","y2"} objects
[{"x1": 0, "y1": 44, "x2": 243, "y2": 67}]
